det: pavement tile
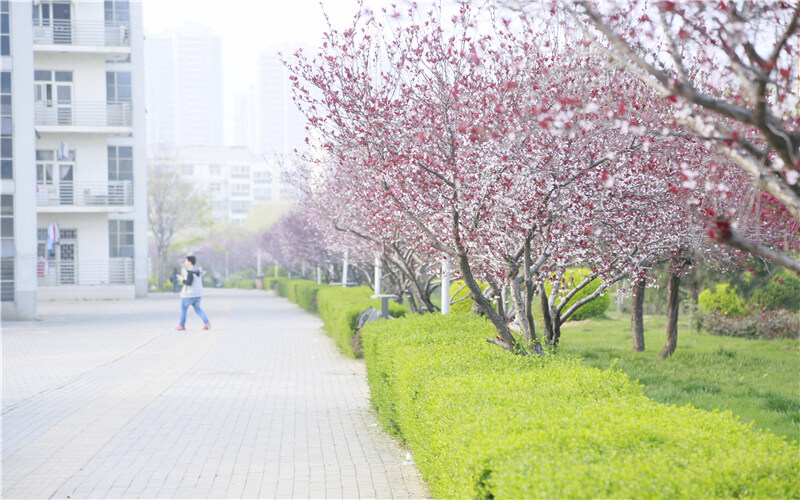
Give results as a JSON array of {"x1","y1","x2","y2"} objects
[{"x1": 2, "y1": 289, "x2": 429, "y2": 499}]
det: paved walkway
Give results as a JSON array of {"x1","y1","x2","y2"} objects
[{"x1": 2, "y1": 289, "x2": 428, "y2": 499}]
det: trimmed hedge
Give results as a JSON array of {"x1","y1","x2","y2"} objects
[
  {"x1": 273, "y1": 278, "x2": 324, "y2": 313},
  {"x1": 270, "y1": 280, "x2": 408, "y2": 358},
  {"x1": 316, "y1": 286, "x2": 408, "y2": 358},
  {"x1": 361, "y1": 314, "x2": 799, "y2": 499}
]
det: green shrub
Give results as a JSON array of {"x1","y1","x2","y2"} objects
[
  {"x1": 148, "y1": 278, "x2": 174, "y2": 293},
  {"x1": 316, "y1": 286, "x2": 408, "y2": 358},
  {"x1": 361, "y1": 314, "x2": 799, "y2": 499},
  {"x1": 752, "y1": 273, "x2": 800, "y2": 312},
  {"x1": 699, "y1": 284, "x2": 748, "y2": 316},
  {"x1": 225, "y1": 280, "x2": 255, "y2": 289},
  {"x1": 553, "y1": 269, "x2": 610, "y2": 321},
  {"x1": 695, "y1": 307, "x2": 800, "y2": 340},
  {"x1": 273, "y1": 279, "x2": 323, "y2": 310},
  {"x1": 449, "y1": 280, "x2": 489, "y2": 315}
]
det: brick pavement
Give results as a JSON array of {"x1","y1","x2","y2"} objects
[{"x1": 1, "y1": 289, "x2": 429, "y2": 499}]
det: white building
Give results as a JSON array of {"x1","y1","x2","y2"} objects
[
  {"x1": 148, "y1": 146, "x2": 293, "y2": 226},
  {"x1": 2, "y1": 0, "x2": 147, "y2": 319},
  {"x1": 145, "y1": 24, "x2": 222, "y2": 149}
]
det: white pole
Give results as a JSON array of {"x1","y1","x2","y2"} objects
[
  {"x1": 442, "y1": 256, "x2": 451, "y2": 315},
  {"x1": 257, "y1": 248, "x2": 262, "y2": 276},
  {"x1": 342, "y1": 250, "x2": 349, "y2": 287},
  {"x1": 316, "y1": 266, "x2": 321, "y2": 285},
  {"x1": 274, "y1": 260, "x2": 278, "y2": 278},
  {"x1": 302, "y1": 261, "x2": 306, "y2": 279},
  {"x1": 374, "y1": 253, "x2": 381, "y2": 295}
]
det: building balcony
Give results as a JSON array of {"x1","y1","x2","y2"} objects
[
  {"x1": 33, "y1": 20, "x2": 130, "y2": 55},
  {"x1": 35, "y1": 102, "x2": 132, "y2": 134},
  {"x1": 38, "y1": 257, "x2": 134, "y2": 286},
  {"x1": 36, "y1": 181, "x2": 134, "y2": 213}
]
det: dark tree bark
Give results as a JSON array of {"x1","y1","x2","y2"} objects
[
  {"x1": 539, "y1": 283, "x2": 554, "y2": 344},
  {"x1": 659, "y1": 273, "x2": 680, "y2": 359},
  {"x1": 631, "y1": 278, "x2": 646, "y2": 352}
]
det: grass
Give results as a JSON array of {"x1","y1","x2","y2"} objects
[{"x1": 558, "y1": 310, "x2": 800, "y2": 443}]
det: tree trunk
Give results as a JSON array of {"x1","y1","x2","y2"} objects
[
  {"x1": 457, "y1": 253, "x2": 522, "y2": 353},
  {"x1": 631, "y1": 278, "x2": 646, "y2": 352},
  {"x1": 658, "y1": 273, "x2": 680, "y2": 359},
  {"x1": 157, "y1": 246, "x2": 168, "y2": 289},
  {"x1": 539, "y1": 283, "x2": 554, "y2": 344},
  {"x1": 552, "y1": 319, "x2": 562, "y2": 347},
  {"x1": 405, "y1": 289, "x2": 419, "y2": 314}
]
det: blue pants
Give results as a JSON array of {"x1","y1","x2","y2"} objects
[{"x1": 180, "y1": 297, "x2": 209, "y2": 326}]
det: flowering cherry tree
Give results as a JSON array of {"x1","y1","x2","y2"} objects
[
  {"x1": 284, "y1": 3, "x2": 797, "y2": 357},
  {"x1": 562, "y1": 0, "x2": 800, "y2": 272},
  {"x1": 262, "y1": 210, "x2": 343, "y2": 281}
]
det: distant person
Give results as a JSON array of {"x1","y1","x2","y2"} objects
[
  {"x1": 170, "y1": 267, "x2": 180, "y2": 293},
  {"x1": 175, "y1": 255, "x2": 211, "y2": 331}
]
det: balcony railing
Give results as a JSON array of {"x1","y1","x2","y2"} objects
[
  {"x1": 38, "y1": 257, "x2": 134, "y2": 286},
  {"x1": 35, "y1": 102, "x2": 132, "y2": 128},
  {"x1": 37, "y1": 181, "x2": 133, "y2": 208},
  {"x1": 33, "y1": 20, "x2": 130, "y2": 48}
]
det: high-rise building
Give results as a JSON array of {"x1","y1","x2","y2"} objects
[
  {"x1": 257, "y1": 48, "x2": 307, "y2": 157},
  {"x1": 145, "y1": 23, "x2": 222, "y2": 149},
  {"x1": 2, "y1": 0, "x2": 148, "y2": 319},
  {"x1": 232, "y1": 85, "x2": 256, "y2": 151}
]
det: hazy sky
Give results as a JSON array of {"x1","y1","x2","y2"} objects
[{"x1": 142, "y1": 0, "x2": 380, "y2": 144}]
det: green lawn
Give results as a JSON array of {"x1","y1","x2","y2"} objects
[{"x1": 558, "y1": 311, "x2": 800, "y2": 443}]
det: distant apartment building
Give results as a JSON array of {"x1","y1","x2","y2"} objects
[
  {"x1": 148, "y1": 146, "x2": 294, "y2": 226},
  {"x1": 145, "y1": 24, "x2": 222, "y2": 148},
  {"x1": 2, "y1": 0, "x2": 147, "y2": 319}
]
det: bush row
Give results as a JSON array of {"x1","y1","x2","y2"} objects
[
  {"x1": 699, "y1": 274, "x2": 800, "y2": 315},
  {"x1": 270, "y1": 279, "x2": 408, "y2": 358},
  {"x1": 268, "y1": 278, "x2": 324, "y2": 313},
  {"x1": 361, "y1": 313, "x2": 799, "y2": 499},
  {"x1": 694, "y1": 307, "x2": 800, "y2": 340}
]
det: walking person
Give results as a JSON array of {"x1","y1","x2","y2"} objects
[{"x1": 175, "y1": 255, "x2": 211, "y2": 331}]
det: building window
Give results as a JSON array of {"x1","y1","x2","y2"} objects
[
  {"x1": 253, "y1": 170, "x2": 273, "y2": 183},
  {"x1": 104, "y1": 0, "x2": 130, "y2": 24},
  {"x1": 1, "y1": 1, "x2": 10, "y2": 57},
  {"x1": 33, "y1": 1, "x2": 51, "y2": 28},
  {"x1": 0, "y1": 71, "x2": 10, "y2": 179},
  {"x1": 106, "y1": 72, "x2": 131, "y2": 104},
  {"x1": 231, "y1": 201, "x2": 250, "y2": 214},
  {"x1": 208, "y1": 165, "x2": 221, "y2": 175},
  {"x1": 1, "y1": 194, "x2": 13, "y2": 302},
  {"x1": 231, "y1": 165, "x2": 250, "y2": 178},
  {"x1": 209, "y1": 182, "x2": 222, "y2": 193},
  {"x1": 231, "y1": 183, "x2": 250, "y2": 196},
  {"x1": 180, "y1": 164, "x2": 193, "y2": 175},
  {"x1": 108, "y1": 146, "x2": 133, "y2": 181},
  {"x1": 254, "y1": 187, "x2": 272, "y2": 201},
  {"x1": 109, "y1": 220, "x2": 134, "y2": 258}
]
